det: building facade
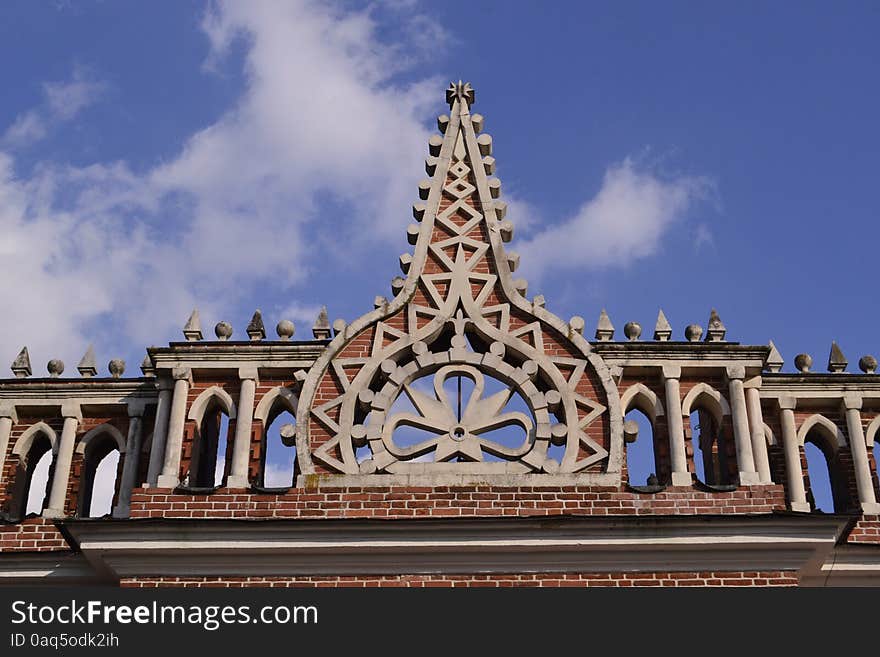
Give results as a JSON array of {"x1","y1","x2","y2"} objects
[{"x1": 2, "y1": 82, "x2": 880, "y2": 587}]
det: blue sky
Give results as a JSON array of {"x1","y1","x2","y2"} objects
[{"x1": 2, "y1": 2, "x2": 880, "y2": 502}]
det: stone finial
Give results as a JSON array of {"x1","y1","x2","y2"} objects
[
  {"x1": 506, "y1": 252, "x2": 520, "y2": 273},
  {"x1": 77, "y1": 345, "x2": 98, "y2": 378},
  {"x1": 487, "y1": 177, "x2": 502, "y2": 199},
  {"x1": 827, "y1": 341, "x2": 847, "y2": 373},
  {"x1": 246, "y1": 310, "x2": 266, "y2": 341},
  {"x1": 513, "y1": 278, "x2": 528, "y2": 297},
  {"x1": 399, "y1": 253, "x2": 412, "y2": 273},
  {"x1": 499, "y1": 220, "x2": 514, "y2": 242},
  {"x1": 685, "y1": 324, "x2": 703, "y2": 342},
  {"x1": 427, "y1": 135, "x2": 443, "y2": 157},
  {"x1": 446, "y1": 80, "x2": 475, "y2": 107},
  {"x1": 765, "y1": 340, "x2": 784, "y2": 373},
  {"x1": 417, "y1": 179, "x2": 431, "y2": 200},
  {"x1": 471, "y1": 113, "x2": 484, "y2": 133},
  {"x1": 276, "y1": 319, "x2": 295, "y2": 340},
  {"x1": 493, "y1": 200, "x2": 508, "y2": 219},
  {"x1": 332, "y1": 318, "x2": 347, "y2": 336},
  {"x1": 859, "y1": 355, "x2": 878, "y2": 374},
  {"x1": 705, "y1": 309, "x2": 726, "y2": 342},
  {"x1": 653, "y1": 309, "x2": 672, "y2": 341},
  {"x1": 214, "y1": 321, "x2": 233, "y2": 341},
  {"x1": 183, "y1": 308, "x2": 203, "y2": 341},
  {"x1": 794, "y1": 353, "x2": 813, "y2": 373},
  {"x1": 569, "y1": 316, "x2": 585, "y2": 336},
  {"x1": 108, "y1": 359, "x2": 125, "y2": 378},
  {"x1": 47, "y1": 359, "x2": 64, "y2": 377},
  {"x1": 391, "y1": 277, "x2": 405, "y2": 296},
  {"x1": 312, "y1": 306, "x2": 331, "y2": 340},
  {"x1": 140, "y1": 353, "x2": 156, "y2": 377},
  {"x1": 595, "y1": 310, "x2": 614, "y2": 341},
  {"x1": 11, "y1": 346, "x2": 31, "y2": 378},
  {"x1": 623, "y1": 321, "x2": 642, "y2": 341},
  {"x1": 437, "y1": 114, "x2": 450, "y2": 133}
]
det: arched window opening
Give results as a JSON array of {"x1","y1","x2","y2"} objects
[
  {"x1": 688, "y1": 409, "x2": 732, "y2": 486},
  {"x1": 624, "y1": 409, "x2": 657, "y2": 487},
  {"x1": 804, "y1": 441, "x2": 834, "y2": 512},
  {"x1": 802, "y1": 426, "x2": 849, "y2": 513},
  {"x1": 189, "y1": 401, "x2": 231, "y2": 488},
  {"x1": 24, "y1": 446, "x2": 53, "y2": 516},
  {"x1": 82, "y1": 446, "x2": 120, "y2": 517},
  {"x1": 261, "y1": 410, "x2": 297, "y2": 488}
]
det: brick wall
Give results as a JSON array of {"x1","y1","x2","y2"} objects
[{"x1": 0, "y1": 516, "x2": 69, "y2": 552}]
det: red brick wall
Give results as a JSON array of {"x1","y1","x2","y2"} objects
[
  {"x1": 0, "y1": 516, "x2": 69, "y2": 552},
  {"x1": 846, "y1": 516, "x2": 880, "y2": 544},
  {"x1": 119, "y1": 571, "x2": 798, "y2": 588}
]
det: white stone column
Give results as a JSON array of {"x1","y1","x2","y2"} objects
[
  {"x1": 228, "y1": 367, "x2": 258, "y2": 489},
  {"x1": 145, "y1": 379, "x2": 173, "y2": 486},
  {"x1": 0, "y1": 403, "x2": 18, "y2": 487},
  {"x1": 44, "y1": 402, "x2": 81, "y2": 518},
  {"x1": 744, "y1": 378, "x2": 772, "y2": 484},
  {"x1": 113, "y1": 402, "x2": 145, "y2": 518},
  {"x1": 779, "y1": 397, "x2": 809, "y2": 512},
  {"x1": 663, "y1": 365, "x2": 691, "y2": 486},
  {"x1": 726, "y1": 366, "x2": 759, "y2": 485},
  {"x1": 842, "y1": 395, "x2": 880, "y2": 514},
  {"x1": 157, "y1": 367, "x2": 191, "y2": 488}
]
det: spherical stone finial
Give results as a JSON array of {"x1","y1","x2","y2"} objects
[
  {"x1": 214, "y1": 321, "x2": 233, "y2": 341},
  {"x1": 859, "y1": 354, "x2": 878, "y2": 374},
  {"x1": 685, "y1": 324, "x2": 703, "y2": 342},
  {"x1": 794, "y1": 353, "x2": 813, "y2": 373},
  {"x1": 279, "y1": 423, "x2": 296, "y2": 447},
  {"x1": 623, "y1": 419, "x2": 640, "y2": 443},
  {"x1": 276, "y1": 319, "x2": 295, "y2": 341},
  {"x1": 47, "y1": 359, "x2": 64, "y2": 377},
  {"x1": 332, "y1": 318, "x2": 347, "y2": 336},
  {"x1": 623, "y1": 321, "x2": 642, "y2": 341},
  {"x1": 108, "y1": 359, "x2": 125, "y2": 379}
]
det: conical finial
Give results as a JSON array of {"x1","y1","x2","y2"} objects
[
  {"x1": 312, "y1": 306, "x2": 331, "y2": 340},
  {"x1": 183, "y1": 308, "x2": 203, "y2": 341},
  {"x1": 705, "y1": 309, "x2": 726, "y2": 342},
  {"x1": 140, "y1": 353, "x2": 156, "y2": 377},
  {"x1": 765, "y1": 340, "x2": 784, "y2": 373},
  {"x1": 246, "y1": 310, "x2": 266, "y2": 341},
  {"x1": 11, "y1": 346, "x2": 31, "y2": 378},
  {"x1": 653, "y1": 309, "x2": 672, "y2": 341},
  {"x1": 827, "y1": 341, "x2": 847, "y2": 373},
  {"x1": 595, "y1": 309, "x2": 614, "y2": 342},
  {"x1": 77, "y1": 345, "x2": 98, "y2": 378},
  {"x1": 446, "y1": 80, "x2": 475, "y2": 108}
]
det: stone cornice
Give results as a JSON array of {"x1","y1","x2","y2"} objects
[
  {"x1": 590, "y1": 342, "x2": 769, "y2": 368},
  {"x1": 148, "y1": 341, "x2": 326, "y2": 371},
  {"x1": 0, "y1": 379, "x2": 158, "y2": 406}
]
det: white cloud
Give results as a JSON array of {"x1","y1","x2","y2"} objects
[
  {"x1": 2, "y1": 112, "x2": 47, "y2": 147},
  {"x1": 518, "y1": 158, "x2": 713, "y2": 277}
]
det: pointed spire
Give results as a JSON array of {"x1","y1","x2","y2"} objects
[
  {"x1": 312, "y1": 306, "x2": 331, "y2": 340},
  {"x1": 183, "y1": 308, "x2": 203, "y2": 341},
  {"x1": 77, "y1": 345, "x2": 98, "y2": 378},
  {"x1": 140, "y1": 353, "x2": 156, "y2": 377},
  {"x1": 595, "y1": 309, "x2": 614, "y2": 341},
  {"x1": 653, "y1": 309, "x2": 672, "y2": 341},
  {"x1": 11, "y1": 346, "x2": 31, "y2": 378},
  {"x1": 765, "y1": 340, "x2": 784, "y2": 373},
  {"x1": 827, "y1": 341, "x2": 847, "y2": 373},
  {"x1": 705, "y1": 309, "x2": 726, "y2": 342},
  {"x1": 246, "y1": 309, "x2": 266, "y2": 341}
]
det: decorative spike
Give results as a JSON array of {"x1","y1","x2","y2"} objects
[
  {"x1": 827, "y1": 341, "x2": 847, "y2": 373},
  {"x1": 246, "y1": 310, "x2": 266, "y2": 341},
  {"x1": 487, "y1": 177, "x2": 502, "y2": 199},
  {"x1": 653, "y1": 309, "x2": 672, "y2": 341},
  {"x1": 595, "y1": 310, "x2": 614, "y2": 341},
  {"x1": 471, "y1": 113, "x2": 484, "y2": 133},
  {"x1": 77, "y1": 345, "x2": 98, "y2": 378},
  {"x1": 276, "y1": 320, "x2": 295, "y2": 340},
  {"x1": 332, "y1": 318, "x2": 347, "y2": 336},
  {"x1": 795, "y1": 353, "x2": 812, "y2": 373},
  {"x1": 417, "y1": 179, "x2": 431, "y2": 200},
  {"x1": 506, "y1": 251, "x2": 520, "y2": 273},
  {"x1": 183, "y1": 308, "x2": 203, "y2": 341},
  {"x1": 705, "y1": 309, "x2": 726, "y2": 342},
  {"x1": 477, "y1": 133, "x2": 493, "y2": 156},
  {"x1": 11, "y1": 346, "x2": 31, "y2": 378},
  {"x1": 428, "y1": 135, "x2": 443, "y2": 156},
  {"x1": 312, "y1": 306, "x2": 331, "y2": 340},
  {"x1": 399, "y1": 253, "x2": 412, "y2": 273},
  {"x1": 499, "y1": 220, "x2": 514, "y2": 243},
  {"x1": 108, "y1": 359, "x2": 125, "y2": 379},
  {"x1": 47, "y1": 359, "x2": 64, "y2": 378},
  {"x1": 412, "y1": 203, "x2": 426, "y2": 221},
  {"x1": 765, "y1": 340, "x2": 784, "y2": 373},
  {"x1": 425, "y1": 157, "x2": 438, "y2": 176},
  {"x1": 859, "y1": 355, "x2": 878, "y2": 374},
  {"x1": 482, "y1": 156, "x2": 495, "y2": 175},
  {"x1": 391, "y1": 277, "x2": 405, "y2": 296},
  {"x1": 406, "y1": 223, "x2": 420, "y2": 245},
  {"x1": 437, "y1": 114, "x2": 449, "y2": 133},
  {"x1": 140, "y1": 353, "x2": 156, "y2": 377}
]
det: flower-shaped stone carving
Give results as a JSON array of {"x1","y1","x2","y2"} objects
[{"x1": 382, "y1": 364, "x2": 534, "y2": 462}]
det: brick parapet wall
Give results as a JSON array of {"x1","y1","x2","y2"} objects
[
  {"x1": 846, "y1": 515, "x2": 880, "y2": 544},
  {"x1": 0, "y1": 516, "x2": 69, "y2": 552},
  {"x1": 120, "y1": 571, "x2": 799, "y2": 588},
  {"x1": 128, "y1": 484, "x2": 786, "y2": 519}
]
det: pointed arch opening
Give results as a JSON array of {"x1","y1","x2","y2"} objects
[
  {"x1": 798, "y1": 415, "x2": 850, "y2": 513},
  {"x1": 683, "y1": 386, "x2": 734, "y2": 487},
  {"x1": 76, "y1": 424, "x2": 125, "y2": 517},
  {"x1": 255, "y1": 387, "x2": 298, "y2": 488},
  {"x1": 620, "y1": 384, "x2": 665, "y2": 488},
  {"x1": 187, "y1": 387, "x2": 236, "y2": 488},
  {"x1": 9, "y1": 423, "x2": 57, "y2": 518}
]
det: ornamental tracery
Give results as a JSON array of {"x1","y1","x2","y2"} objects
[{"x1": 295, "y1": 81, "x2": 623, "y2": 481}]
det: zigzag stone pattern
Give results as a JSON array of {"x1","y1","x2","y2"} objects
[{"x1": 296, "y1": 82, "x2": 623, "y2": 483}]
